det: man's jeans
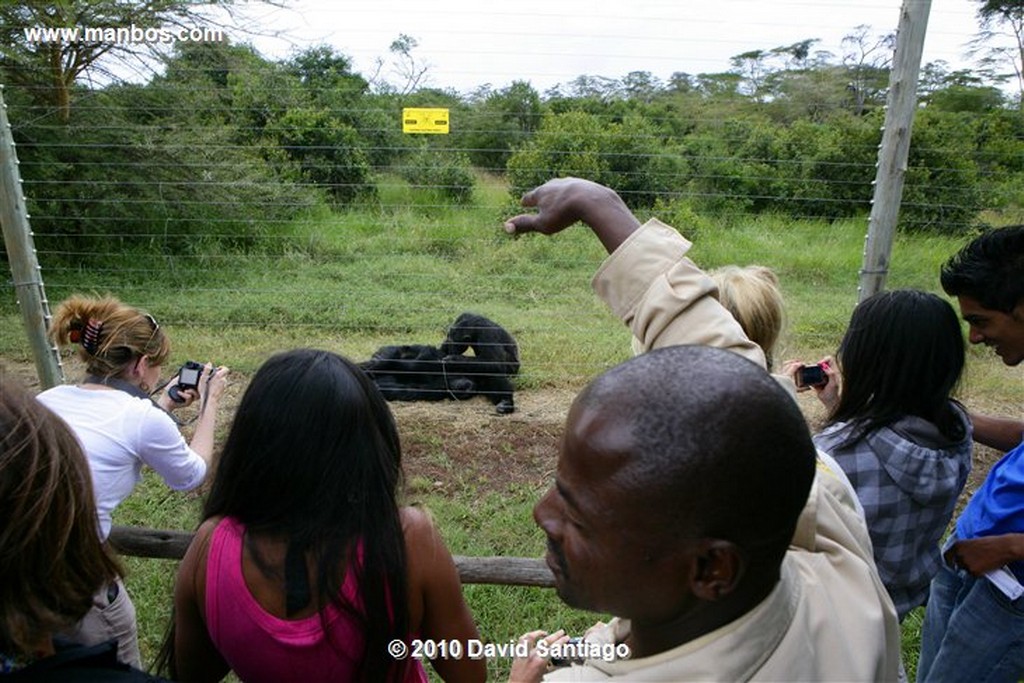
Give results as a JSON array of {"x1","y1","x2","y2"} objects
[{"x1": 917, "y1": 562, "x2": 1024, "y2": 682}]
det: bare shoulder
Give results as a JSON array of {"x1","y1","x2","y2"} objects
[
  {"x1": 179, "y1": 516, "x2": 224, "y2": 580},
  {"x1": 400, "y1": 506, "x2": 444, "y2": 552}
]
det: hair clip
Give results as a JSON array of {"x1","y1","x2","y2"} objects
[{"x1": 82, "y1": 318, "x2": 103, "y2": 354}]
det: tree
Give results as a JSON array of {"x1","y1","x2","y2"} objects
[
  {"x1": 0, "y1": 1, "x2": 254, "y2": 123},
  {"x1": 369, "y1": 33, "x2": 431, "y2": 95},
  {"x1": 462, "y1": 80, "x2": 542, "y2": 171},
  {"x1": 841, "y1": 25, "x2": 895, "y2": 114},
  {"x1": 287, "y1": 44, "x2": 369, "y2": 107},
  {"x1": 970, "y1": 0, "x2": 1024, "y2": 105},
  {"x1": 621, "y1": 71, "x2": 663, "y2": 102},
  {"x1": 730, "y1": 49, "x2": 772, "y2": 101}
]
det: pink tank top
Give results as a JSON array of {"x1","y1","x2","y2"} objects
[{"x1": 205, "y1": 516, "x2": 427, "y2": 683}]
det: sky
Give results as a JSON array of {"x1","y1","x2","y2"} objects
[{"x1": 221, "y1": 0, "x2": 1005, "y2": 93}]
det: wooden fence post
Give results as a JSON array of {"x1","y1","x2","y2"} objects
[
  {"x1": 859, "y1": 0, "x2": 932, "y2": 302},
  {"x1": 0, "y1": 85, "x2": 63, "y2": 388}
]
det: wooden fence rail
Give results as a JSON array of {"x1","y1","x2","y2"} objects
[{"x1": 109, "y1": 525, "x2": 555, "y2": 588}]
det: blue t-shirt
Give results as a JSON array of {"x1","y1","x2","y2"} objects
[{"x1": 957, "y1": 441, "x2": 1024, "y2": 579}]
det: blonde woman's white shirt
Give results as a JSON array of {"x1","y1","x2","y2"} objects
[{"x1": 37, "y1": 384, "x2": 206, "y2": 540}]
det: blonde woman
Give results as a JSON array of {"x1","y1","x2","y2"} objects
[{"x1": 36, "y1": 294, "x2": 228, "y2": 666}]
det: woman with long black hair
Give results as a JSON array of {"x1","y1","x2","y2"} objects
[{"x1": 170, "y1": 349, "x2": 484, "y2": 683}]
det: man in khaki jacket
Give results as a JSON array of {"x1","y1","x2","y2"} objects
[{"x1": 505, "y1": 178, "x2": 901, "y2": 682}]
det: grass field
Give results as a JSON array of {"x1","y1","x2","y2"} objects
[{"x1": 1, "y1": 175, "x2": 1021, "y2": 680}]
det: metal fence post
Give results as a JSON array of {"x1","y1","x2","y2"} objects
[{"x1": 0, "y1": 85, "x2": 63, "y2": 388}]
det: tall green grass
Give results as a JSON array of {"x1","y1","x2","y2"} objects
[{"x1": 1, "y1": 175, "x2": 1020, "y2": 680}]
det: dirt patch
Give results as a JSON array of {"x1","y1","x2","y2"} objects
[
  {"x1": 6, "y1": 357, "x2": 1016, "y2": 512},
  {"x1": 389, "y1": 391, "x2": 574, "y2": 498}
]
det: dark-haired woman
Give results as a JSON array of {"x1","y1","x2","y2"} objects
[
  {"x1": 785, "y1": 289, "x2": 972, "y2": 621},
  {"x1": 170, "y1": 349, "x2": 485, "y2": 683},
  {"x1": 35, "y1": 294, "x2": 229, "y2": 666}
]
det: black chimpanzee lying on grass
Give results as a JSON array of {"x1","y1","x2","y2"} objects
[{"x1": 360, "y1": 312, "x2": 520, "y2": 414}]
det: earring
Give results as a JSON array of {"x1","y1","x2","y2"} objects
[{"x1": 140, "y1": 381, "x2": 151, "y2": 394}]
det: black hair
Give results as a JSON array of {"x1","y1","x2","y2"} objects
[
  {"x1": 203, "y1": 349, "x2": 410, "y2": 682},
  {"x1": 581, "y1": 345, "x2": 816, "y2": 570},
  {"x1": 828, "y1": 290, "x2": 966, "y2": 445},
  {"x1": 940, "y1": 225, "x2": 1024, "y2": 313}
]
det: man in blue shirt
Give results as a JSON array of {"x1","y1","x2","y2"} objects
[{"x1": 917, "y1": 225, "x2": 1024, "y2": 683}]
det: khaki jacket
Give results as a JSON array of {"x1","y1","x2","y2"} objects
[{"x1": 545, "y1": 218, "x2": 901, "y2": 681}]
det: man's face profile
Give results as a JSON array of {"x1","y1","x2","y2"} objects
[
  {"x1": 957, "y1": 295, "x2": 1024, "y2": 366},
  {"x1": 533, "y1": 397, "x2": 695, "y2": 622}
]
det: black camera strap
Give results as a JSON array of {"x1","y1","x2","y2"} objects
[
  {"x1": 84, "y1": 375, "x2": 153, "y2": 401},
  {"x1": 83, "y1": 374, "x2": 191, "y2": 426}
]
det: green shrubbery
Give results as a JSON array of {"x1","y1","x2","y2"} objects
[{"x1": 5, "y1": 35, "x2": 1022, "y2": 269}]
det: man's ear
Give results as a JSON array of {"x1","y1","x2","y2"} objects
[{"x1": 690, "y1": 539, "x2": 746, "y2": 601}]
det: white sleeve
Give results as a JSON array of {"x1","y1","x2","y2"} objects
[{"x1": 134, "y1": 405, "x2": 207, "y2": 491}]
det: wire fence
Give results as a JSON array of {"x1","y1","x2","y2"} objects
[{"x1": 2, "y1": 2, "x2": 1022, "y2": 390}]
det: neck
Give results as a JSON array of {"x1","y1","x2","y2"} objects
[
  {"x1": 628, "y1": 570, "x2": 778, "y2": 658},
  {"x1": 84, "y1": 374, "x2": 150, "y2": 400}
]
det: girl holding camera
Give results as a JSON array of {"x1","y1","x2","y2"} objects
[
  {"x1": 36, "y1": 294, "x2": 229, "y2": 667},
  {"x1": 784, "y1": 289, "x2": 972, "y2": 621}
]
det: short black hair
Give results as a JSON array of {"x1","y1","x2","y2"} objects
[
  {"x1": 941, "y1": 225, "x2": 1024, "y2": 312},
  {"x1": 581, "y1": 345, "x2": 816, "y2": 564}
]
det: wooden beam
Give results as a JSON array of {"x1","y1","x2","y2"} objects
[{"x1": 109, "y1": 525, "x2": 555, "y2": 588}]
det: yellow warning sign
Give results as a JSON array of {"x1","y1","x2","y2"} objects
[{"x1": 402, "y1": 107, "x2": 449, "y2": 134}]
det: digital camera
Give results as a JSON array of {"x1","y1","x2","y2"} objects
[
  {"x1": 796, "y1": 363, "x2": 828, "y2": 388},
  {"x1": 169, "y1": 360, "x2": 204, "y2": 402}
]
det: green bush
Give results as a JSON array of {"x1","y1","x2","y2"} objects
[
  {"x1": 901, "y1": 110, "x2": 984, "y2": 233},
  {"x1": 398, "y1": 145, "x2": 476, "y2": 203},
  {"x1": 268, "y1": 107, "x2": 374, "y2": 205},
  {"x1": 12, "y1": 85, "x2": 323, "y2": 261},
  {"x1": 506, "y1": 111, "x2": 680, "y2": 208}
]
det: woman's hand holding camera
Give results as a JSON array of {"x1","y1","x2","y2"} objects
[
  {"x1": 157, "y1": 362, "x2": 229, "y2": 412},
  {"x1": 783, "y1": 357, "x2": 840, "y2": 412}
]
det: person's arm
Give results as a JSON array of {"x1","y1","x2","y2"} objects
[
  {"x1": 185, "y1": 364, "x2": 229, "y2": 467},
  {"x1": 153, "y1": 363, "x2": 228, "y2": 469},
  {"x1": 969, "y1": 411, "x2": 1024, "y2": 452},
  {"x1": 174, "y1": 518, "x2": 231, "y2": 683},
  {"x1": 505, "y1": 178, "x2": 765, "y2": 367},
  {"x1": 402, "y1": 507, "x2": 486, "y2": 683},
  {"x1": 946, "y1": 534, "x2": 1024, "y2": 576},
  {"x1": 504, "y1": 177, "x2": 641, "y2": 253}
]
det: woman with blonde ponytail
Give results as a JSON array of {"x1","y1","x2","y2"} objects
[{"x1": 36, "y1": 294, "x2": 229, "y2": 668}]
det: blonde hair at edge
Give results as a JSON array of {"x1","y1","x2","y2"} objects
[
  {"x1": 630, "y1": 265, "x2": 785, "y2": 370},
  {"x1": 49, "y1": 295, "x2": 171, "y2": 379}
]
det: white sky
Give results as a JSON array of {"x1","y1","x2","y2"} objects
[{"x1": 224, "y1": 0, "x2": 1003, "y2": 93}]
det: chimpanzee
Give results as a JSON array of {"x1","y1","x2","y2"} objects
[{"x1": 359, "y1": 313, "x2": 519, "y2": 414}]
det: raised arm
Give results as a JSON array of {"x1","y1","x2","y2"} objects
[
  {"x1": 505, "y1": 178, "x2": 765, "y2": 367},
  {"x1": 504, "y1": 177, "x2": 641, "y2": 253}
]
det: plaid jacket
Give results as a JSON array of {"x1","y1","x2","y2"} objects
[{"x1": 814, "y1": 404, "x2": 972, "y2": 620}]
